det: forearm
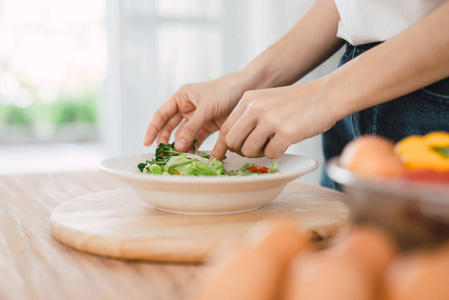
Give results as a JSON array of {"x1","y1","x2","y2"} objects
[
  {"x1": 322, "y1": 0, "x2": 449, "y2": 121},
  {"x1": 241, "y1": 0, "x2": 344, "y2": 90}
]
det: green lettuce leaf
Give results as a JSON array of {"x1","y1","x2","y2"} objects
[
  {"x1": 267, "y1": 161, "x2": 279, "y2": 173},
  {"x1": 163, "y1": 154, "x2": 191, "y2": 175},
  {"x1": 176, "y1": 158, "x2": 228, "y2": 176}
]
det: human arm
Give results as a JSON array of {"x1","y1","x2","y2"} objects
[
  {"x1": 143, "y1": 0, "x2": 343, "y2": 151},
  {"x1": 324, "y1": 0, "x2": 449, "y2": 121},
  {"x1": 211, "y1": 0, "x2": 449, "y2": 159}
]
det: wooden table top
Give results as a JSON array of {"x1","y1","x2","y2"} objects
[{"x1": 0, "y1": 170, "x2": 348, "y2": 300}]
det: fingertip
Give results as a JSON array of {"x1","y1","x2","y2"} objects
[
  {"x1": 264, "y1": 139, "x2": 288, "y2": 159},
  {"x1": 143, "y1": 124, "x2": 158, "y2": 147},
  {"x1": 174, "y1": 110, "x2": 207, "y2": 151},
  {"x1": 174, "y1": 138, "x2": 188, "y2": 152},
  {"x1": 143, "y1": 134, "x2": 152, "y2": 147},
  {"x1": 156, "y1": 135, "x2": 170, "y2": 146},
  {"x1": 211, "y1": 141, "x2": 228, "y2": 161}
]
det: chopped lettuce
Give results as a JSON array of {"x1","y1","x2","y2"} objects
[
  {"x1": 143, "y1": 154, "x2": 228, "y2": 176},
  {"x1": 138, "y1": 140, "x2": 279, "y2": 176},
  {"x1": 175, "y1": 158, "x2": 228, "y2": 176},
  {"x1": 163, "y1": 154, "x2": 191, "y2": 174},
  {"x1": 235, "y1": 163, "x2": 256, "y2": 176},
  {"x1": 267, "y1": 161, "x2": 279, "y2": 173}
]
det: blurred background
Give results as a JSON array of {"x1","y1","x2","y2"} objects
[{"x1": 0, "y1": 0, "x2": 343, "y2": 185}]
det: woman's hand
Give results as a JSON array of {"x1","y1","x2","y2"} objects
[
  {"x1": 143, "y1": 72, "x2": 253, "y2": 151},
  {"x1": 143, "y1": 0, "x2": 344, "y2": 153},
  {"x1": 143, "y1": 0, "x2": 343, "y2": 152},
  {"x1": 211, "y1": 81, "x2": 337, "y2": 160}
]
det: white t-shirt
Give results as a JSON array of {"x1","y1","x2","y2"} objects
[{"x1": 334, "y1": 0, "x2": 446, "y2": 45}]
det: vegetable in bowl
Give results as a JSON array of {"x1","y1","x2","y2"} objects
[
  {"x1": 328, "y1": 132, "x2": 449, "y2": 250},
  {"x1": 100, "y1": 150, "x2": 317, "y2": 215},
  {"x1": 138, "y1": 141, "x2": 279, "y2": 176}
]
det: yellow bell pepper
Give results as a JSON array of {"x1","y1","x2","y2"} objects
[{"x1": 395, "y1": 132, "x2": 449, "y2": 171}]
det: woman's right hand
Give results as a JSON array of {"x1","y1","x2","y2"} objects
[{"x1": 143, "y1": 71, "x2": 252, "y2": 151}]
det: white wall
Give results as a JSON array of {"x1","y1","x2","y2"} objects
[{"x1": 104, "y1": 0, "x2": 344, "y2": 185}]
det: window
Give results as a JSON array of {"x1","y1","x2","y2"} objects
[
  {"x1": 0, "y1": 0, "x2": 106, "y2": 173},
  {"x1": 105, "y1": 0, "x2": 227, "y2": 156},
  {"x1": 2, "y1": 0, "x2": 334, "y2": 185}
]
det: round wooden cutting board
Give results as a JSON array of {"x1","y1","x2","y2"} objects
[{"x1": 50, "y1": 184, "x2": 351, "y2": 262}]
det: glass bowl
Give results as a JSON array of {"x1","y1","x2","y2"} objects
[{"x1": 327, "y1": 157, "x2": 449, "y2": 250}]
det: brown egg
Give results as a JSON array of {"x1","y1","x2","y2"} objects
[
  {"x1": 340, "y1": 135, "x2": 406, "y2": 177},
  {"x1": 281, "y1": 251, "x2": 374, "y2": 300},
  {"x1": 382, "y1": 246, "x2": 449, "y2": 300},
  {"x1": 194, "y1": 220, "x2": 309, "y2": 300},
  {"x1": 326, "y1": 226, "x2": 398, "y2": 282}
]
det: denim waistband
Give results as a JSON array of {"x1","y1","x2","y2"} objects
[
  {"x1": 344, "y1": 42, "x2": 382, "y2": 59},
  {"x1": 346, "y1": 41, "x2": 383, "y2": 51}
]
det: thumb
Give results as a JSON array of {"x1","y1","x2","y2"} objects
[{"x1": 175, "y1": 109, "x2": 207, "y2": 152}]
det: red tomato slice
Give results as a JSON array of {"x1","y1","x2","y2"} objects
[
  {"x1": 399, "y1": 169, "x2": 449, "y2": 184},
  {"x1": 246, "y1": 166, "x2": 269, "y2": 173}
]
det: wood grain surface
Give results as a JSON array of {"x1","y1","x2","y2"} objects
[
  {"x1": 0, "y1": 171, "x2": 202, "y2": 300},
  {"x1": 0, "y1": 170, "x2": 350, "y2": 300},
  {"x1": 51, "y1": 187, "x2": 350, "y2": 262}
]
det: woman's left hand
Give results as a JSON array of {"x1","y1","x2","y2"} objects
[{"x1": 211, "y1": 81, "x2": 337, "y2": 160}]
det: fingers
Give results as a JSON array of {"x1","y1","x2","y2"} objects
[
  {"x1": 256, "y1": 115, "x2": 294, "y2": 158},
  {"x1": 156, "y1": 113, "x2": 183, "y2": 145},
  {"x1": 211, "y1": 131, "x2": 229, "y2": 161},
  {"x1": 143, "y1": 99, "x2": 179, "y2": 146},
  {"x1": 263, "y1": 134, "x2": 290, "y2": 159},
  {"x1": 211, "y1": 91, "x2": 258, "y2": 160},
  {"x1": 177, "y1": 121, "x2": 218, "y2": 151},
  {"x1": 174, "y1": 121, "x2": 185, "y2": 141},
  {"x1": 240, "y1": 125, "x2": 273, "y2": 158},
  {"x1": 212, "y1": 90, "x2": 293, "y2": 159},
  {"x1": 210, "y1": 94, "x2": 252, "y2": 160},
  {"x1": 195, "y1": 121, "x2": 220, "y2": 148},
  {"x1": 225, "y1": 112, "x2": 257, "y2": 154},
  {"x1": 195, "y1": 128, "x2": 214, "y2": 149},
  {"x1": 174, "y1": 108, "x2": 207, "y2": 151}
]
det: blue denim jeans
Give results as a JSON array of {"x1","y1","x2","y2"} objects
[{"x1": 321, "y1": 42, "x2": 449, "y2": 190}]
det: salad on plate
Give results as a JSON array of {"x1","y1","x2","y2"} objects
[{"x1": 138, "y1": 141, "x2": 279, "y2": 176}]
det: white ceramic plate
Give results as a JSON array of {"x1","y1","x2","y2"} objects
[{"x1": 99, "y1": 152, "x2": 318, "y2": 215}]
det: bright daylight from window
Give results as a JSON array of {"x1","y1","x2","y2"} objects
[
  {"x1": 0, "y1": 0, "x2": 106, "y2": 173},
  {"x1": 0, "y1": 0, "x2": 323, "y2": 185}
]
